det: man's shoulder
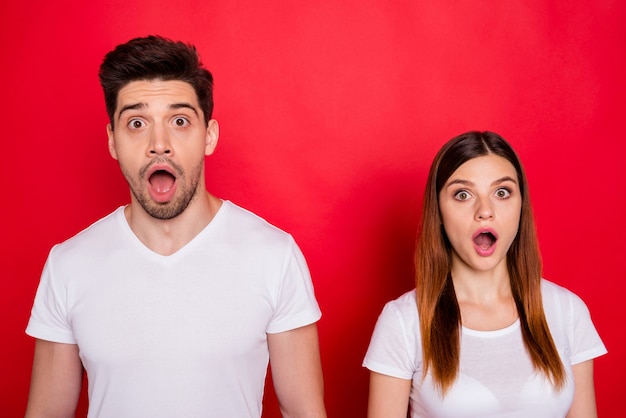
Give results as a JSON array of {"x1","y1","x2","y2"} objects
[
  {"x1": 52, "y1": 207, "x2": 125, "y2": 256},
  {"x1": 221, "y1": 201, "x2": 292, "y2": 240}
]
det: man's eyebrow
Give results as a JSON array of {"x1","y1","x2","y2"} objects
[
  {"x1": 170, "y1": 102, "x2": 199, "y2": 116},
  {"x1": 116, "y1": 102, "x2": 199, "y2": 122},
  {"x1": 117, "y1": 103, "x2": 145, "y2": 121}
]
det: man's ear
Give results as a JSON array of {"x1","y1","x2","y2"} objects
[
  {"x1": 205, "y1": 119, "x2": 219, "y2": 156},
  {"x1": 107, "y1": 124, "x2": 118, "y2": 160}
]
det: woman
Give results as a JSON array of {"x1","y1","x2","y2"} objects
[{"x1": 363, "y1": 131, "x2": 606, "y2": 417}]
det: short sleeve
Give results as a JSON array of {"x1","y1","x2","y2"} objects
[
  {"x1": 26, "y1": 248, "x2": 76, "y2": 344},
  {"x1": 566, "y1": 290, "x2": 607, "y2": 365},
  {"x1": 363, "y1": 291, "x2": 419, "y2": 380},
  {"x1": 541, "y1": 280, "x2": 607, "y2": 366},
  {"x1": 266, "y1": 236, "x2": 321, "y2": 334}
]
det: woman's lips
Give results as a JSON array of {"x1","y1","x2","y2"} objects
[{"x1": 472, "y1": 228, "x2": 498, "y2": 256}]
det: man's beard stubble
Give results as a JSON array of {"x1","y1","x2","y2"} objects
[{"x1": 120, "y1": 157, "x2": 205, "y2": 220}]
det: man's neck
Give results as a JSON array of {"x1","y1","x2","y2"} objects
[{"x1": 124, "y1": 191, "x2": 223, "y2": 256}]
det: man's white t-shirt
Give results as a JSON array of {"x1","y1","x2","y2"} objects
[
  {"x1": 27, "y1": 201, "x2": 322, "y2": 417},
  {"x1": 363, "y1": 280, "x2": 606, "y2": 417}
]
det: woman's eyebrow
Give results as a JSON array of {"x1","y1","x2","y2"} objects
[
  {"x1": 444, "y1": 176, "x2": 518, "y2": 189},
  {"x1": 492, "y1": 176, "x2": 518, "y2": 186},
  {"x1": 445, "y1": 179, "x2": 473, "y2": 188}
]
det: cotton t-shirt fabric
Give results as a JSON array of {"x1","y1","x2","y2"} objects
[
  {"x1": 363, "y1": 280, "x2": 606, "y2": 418},
  {"x1": 27, "y1": 201, "x2": 322, "y2": 418}
]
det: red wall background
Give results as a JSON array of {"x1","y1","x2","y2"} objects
[{"x1": 1, "y1": 1, "x2": 624, "y2": 416}]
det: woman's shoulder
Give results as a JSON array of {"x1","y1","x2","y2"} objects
[
  {"x1": 383, "y1": 288, "x2": 417, "y2": 312},
  {"x1": 540, "y1": 278, "x2": 586, "y2": 307},
  {"x1": 374, "y1": 289, "x2": 420, "y2": 326},
  {"x1": 540, "y1": 279, "x2": 607, "y2": 362},
  {"x1": 540, "y1": 278, "x2": 594, "y2": 324}
]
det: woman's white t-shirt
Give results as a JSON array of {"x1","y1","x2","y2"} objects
[{"x1": 363, "y1": 280, "x2": 606, "y2": 418}]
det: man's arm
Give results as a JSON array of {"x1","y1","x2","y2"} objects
[
  {"x1": 267, "y1": 323, "x2": 327, "y2": 418},
  {"x1": 25, "y1": 339, "x2": 84, "y2": 418},
  {"x1": 566, "y1": 359, "x2": 598, "y2": 418}
]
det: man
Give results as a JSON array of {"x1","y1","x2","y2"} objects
[{"x1": 25, "y1": 35, "x2": 326, "y2": 418}]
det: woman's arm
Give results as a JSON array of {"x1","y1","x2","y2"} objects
[
  {"x1": 367, "y1": 371, "x2": 411, "y2": 418},
  {"x1": 566, "y1": 359, "x2": 598, "y2": 418}
]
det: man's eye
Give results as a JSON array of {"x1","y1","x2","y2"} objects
[
  {"x1": 454, "y1": 190, "x2": 471, "y2": 200},
  {"x1": 129, "y1": 119, "x2": 145, "y2": 129},
  {"x1": 495, "y1": 188, "x2": 511, "y2": 198},
  {"x1": 174, "y1": 117, "x2": 189, "y2": 127}
]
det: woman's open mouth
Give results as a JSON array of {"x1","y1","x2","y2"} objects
[{"x1": 472, "y1": 229, "x2": 498, "y2": 256}]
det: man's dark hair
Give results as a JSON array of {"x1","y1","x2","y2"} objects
[{"x1": 99, "y1": 35, "x2": 214, "y2": 129}]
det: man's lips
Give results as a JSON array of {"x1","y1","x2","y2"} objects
[{"x1": 146, "y1": 164, "x2": 178, "y2": 201}]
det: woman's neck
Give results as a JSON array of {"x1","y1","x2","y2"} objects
[{"x1": 450, "y1": 261, "x2": 518, "y2": 331}]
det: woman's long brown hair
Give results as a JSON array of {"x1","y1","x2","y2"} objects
[{"x1": 415, "y1": 131, "x2": 566, "y2": 394}]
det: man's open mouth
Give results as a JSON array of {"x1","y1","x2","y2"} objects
[{"x1": 149, "y1": 170, "x2": 176, "y2": 193}]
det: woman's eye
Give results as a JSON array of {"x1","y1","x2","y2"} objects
[
  {"x1": 173, "y1": 117, "x2": 189, "y2": 127},
  {"x1": 495, "y1": 188, "x2": 511, "y2": 198},
  {"x1": 454, "y1": 190, "x2": 471, "y2": 201},
  {"x1": 128, "y1": 119, "x2": 145, "y2": 129}
]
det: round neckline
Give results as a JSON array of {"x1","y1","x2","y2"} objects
[{"x1": 462, "y1": 318, "x2": 520, "y2": 337}]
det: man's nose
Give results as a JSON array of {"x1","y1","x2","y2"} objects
[{"x1": 148, "y1": 125, "x2": 172, "y2": 156}]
